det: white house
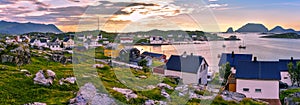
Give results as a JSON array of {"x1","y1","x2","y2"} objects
[
  {"x1": 120, "y1": 37, "x2": 133, "y2": 44},
  {"x1": 279, "y1": 58, "x2": 300, "y2": 86},
  {"x1": 165, "y1": 53, "x2": 208, "y2": 85},
  {"x1": 150, "y1": 36, "x2": 164, "y2": 44},
  {"x1": 235, "y1": 60, "x2": 281, "y2": 99},
  {"x1": 63, "y1": 38, "x2": 74, "y2": 48},
  {"x1": 48, "y1": 42, "x2": 62, "y2": 51},
  {"x1": 30, "y1": 39, "x2": 48, "y2": 48}
]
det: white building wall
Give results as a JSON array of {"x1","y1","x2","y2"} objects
[
  {"x1": 182, "y1": 72, "x2": 198, "y2": 84},
  {"x1": 236, "y1": 79, "x2": 279, "y2": 99},
  {"x1": 281, "y1": 71, "x2": 292, "y2": 86},
  {"x1": 165, "y1": 70, "x2": 181, "y2": 78},
  {"x1": 198, "y1": 60, "x2": 208, "y2": 85}
]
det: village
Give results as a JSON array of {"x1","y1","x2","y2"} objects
[{"x1": 0, "y1": 32, "x2": 299, "y2": 105}]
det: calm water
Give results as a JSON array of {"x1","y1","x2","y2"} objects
[{"x1": 134, "y1": 33, "x2": 300, "y2": 72}]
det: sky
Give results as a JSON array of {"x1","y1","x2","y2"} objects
[{"x1": 0, "y1": 0, "x2": 299, "y2": 32}]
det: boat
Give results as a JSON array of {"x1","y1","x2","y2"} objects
[
  {"x1": 239, "y1": 45, "x2": 246, "y2": 49},
  {"x1": 222, "y1": 44, "x2": 226, "y2": 48},
  {"x1": 239, "y1": 40, "x2": 246, "y2": 49}
]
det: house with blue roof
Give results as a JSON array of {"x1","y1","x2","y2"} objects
[
  {"x1": 279, "y1": 58, "x2": 300, "y2": 86},
  {"x1": 165, "y1": 53, "x2": 208, "y2": 85},
  {"x1": 141, "y1": 51, "x2": 167, "y2": 62},
  {"x1": 235, "y1": 59, "x2": 281, "y2": 99}
]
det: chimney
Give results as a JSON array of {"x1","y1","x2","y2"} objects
[
  {"x1": 291, "y1": 57, "x2": 294, "y2": 61},
  {"x1": 254, "y1": 57, "x2": 257, "y2": 62},
  {"x1": 231, "y1": 51, "x2": 235, "y2": 58},
  {"x1": 182, "y1": 51, "x2": 187, "y2": 58}
]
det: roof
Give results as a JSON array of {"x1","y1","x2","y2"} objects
[
  {"x1": 166, "y1": 55, "x2": 207, "y2": 74},
  {"x1": 236, "y1": 61, "x2": 281, "y2": 80},
  {"x1": 219, "y1": 53, "x2": 253, "y2": 67},
  {"x1": 40, "y1": 39, "x2": 47, "y2": 43},
  {"x1": 142, "y1": 51, "x2": 165, "y2": 58},
  {"x1": 30, "y1": 38, "x2": 36, "y2": 43},
  {"x1": 63, "y1": 38, "x2": 70, "y2": 42},
  {"x1": 51, "y1": 37, "x2": 59, "y2": 42},
  {"x1": 279, "y1": 59, "x2": 300, "y2": 71}
]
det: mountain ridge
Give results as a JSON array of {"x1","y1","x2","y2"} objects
[{"x1": 0, "y1": 20, "x2": 62, "y2": 34}]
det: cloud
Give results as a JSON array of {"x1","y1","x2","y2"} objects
[
  {"x1": 206, "y1": 3, "x2": 228, "y2": 8},
  {"x1": 208, "y1": 0, "x2": 218, "y2": 2}
]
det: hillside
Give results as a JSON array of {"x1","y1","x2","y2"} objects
[{"x1": 0, "y1": 20, "x2": 62, "y2": 34}]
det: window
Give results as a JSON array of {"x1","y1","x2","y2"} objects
[
  {"x1": 255, "y1": 89, "x2": 262, "y2": 93},
  {"x1": 284, "y1": 77, "x2": 288, "y2": 79},
  {"x1": 243, "y1": 88, "x2": 249, "y2": 92}
]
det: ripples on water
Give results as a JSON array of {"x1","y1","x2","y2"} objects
[{"x1": 134, "y1": 33, "x2": 300, "y2": 72}]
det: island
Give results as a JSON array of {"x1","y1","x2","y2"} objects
[{"x1": 260, "y1": 33, "x2": 300, "y2": 39}]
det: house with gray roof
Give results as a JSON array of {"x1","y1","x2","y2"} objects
[{"x1": 165, "y1": 53, "x2": 208, "y2": 85}]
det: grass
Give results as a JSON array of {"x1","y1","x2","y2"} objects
[{"x1": 0, "y1": 56, "x2": 78, "y2": 104}]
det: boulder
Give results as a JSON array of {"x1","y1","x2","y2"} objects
[
  {"x1": 46, "y1": 70, "x2": 56, "y2": 79},
  {"x1": 59, "y1": 77, "x2": 76, "y2": 85},
  {"x1": 69, "y1": 83, "x2": 115, "y2": 105},
  {"x1": 157, "y1": 83, "x2": 173, "y2": 90},
  {"x1": 112, "y1": 87, "x2": 138, "y2": 100},
  {"x1": 20, "y1": 69, "x2": 32, "y2": 77},
  {"x1": 33, "y1": 70, "x2": 55, "y2": 86},
  {"x1": 93, "y1": 64, "x2": 104, "y2": 68},
  {"x1": 24, "y1": 102, "x2": 46, "y2": 105},
  {"x1": 161, "y1": 89, "x2": 170, "y2": 99}
]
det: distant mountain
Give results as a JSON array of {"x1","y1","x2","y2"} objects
[
  {"x1": 0, "y1": 20, "x2": 62, "y2": 34},
  {"x1": 236, "y1": 23, "x2": 269, "y2": 32},
  {"x1": 226, "y1": 27, "x2": 234, "y2": 33},
  {"x1": 269, "y1": 26, "x2": 297, "y2": 33}
]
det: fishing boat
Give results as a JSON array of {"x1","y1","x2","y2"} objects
[{"x1": 239, "y1": 40, "x2": 246, "y2": 49}]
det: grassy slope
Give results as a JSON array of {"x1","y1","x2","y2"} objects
[{"x1": 0, "y1": 57, "x2": 78, "y2": 104}]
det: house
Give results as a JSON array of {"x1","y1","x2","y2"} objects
[
  {"x1": 120, "y1": 37, "x2": 133, "y2": 44},
  {"x1": 63, "y1": 38, "x2": 74, "y2": 48},
  {"x1": 150, "y1": 36, "x2": 164, "y2": 44},
  {"x1": 104, "y1": 44, "x2": 123, "y2": 58},
  {"x1": 219, "y1": 52, "x2": 253, "y2": 68},
  {"x1": 48, "y1": 42, "x2": 62, "y2": 51},
  {"x1": 30, "y1": 39, "x2": 48, "y2": 48},
  {"x1": 279, "y1": 58, "x2": 300, "y2": 86},
  {"x1": 235, "y1": 59, "x2": 281, "y2": 99},
  {"x1": 50, "y1": 37, "x2": 61, "y2": 43},
  {"x1": 5, "y1": 37, "x2": 16, "y2": 43},
  {"x1": 77, "y1": 34, "x2": 86, "y2": 41},
  {"x1": 141, "y1": 51, "x2": 167, "y2": 62},
  {"x1": 165, "y1": 53, "x2": 208, "y2": 85}
]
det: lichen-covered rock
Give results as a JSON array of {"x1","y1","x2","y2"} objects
[
  {"x1": 59, "y1": 77, "x2": 76, "y2": 85},
  {"x1": 157, "y1": 83, "x2": 173, "y2": 90},
  {"x1": 33, "y1": 70, "x2": 55, "y2": 86},
  {"x1": 69, "y1": 83, "x2": 116, "y2": 105},
  {"x1": 24, "y1": 102, "x2": 46, "y2": 105},
  {"x1": 112, "y1": 87, "x2": 138, "y2": 100}
]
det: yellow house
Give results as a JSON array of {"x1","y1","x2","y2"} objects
[{"x1": 104, "y1": 44, "x2": 124, "y2": 58}]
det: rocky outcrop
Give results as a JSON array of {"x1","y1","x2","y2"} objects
[
  {"x1": 112, "y1": 87, "x2": 138, "y2": 100},
  {"x1": 284, "y1": 92, "x2": 300, "y2": 105},
  {"x1": 33, "y1": 70, "x2": 56, "y2": 86},
  {"x1": 157, "y1": 83, "x2": 173, "y2": 90},
  {"x1": 221, "y1": 90, "x2": 246, "y2": 102},
  {"x1": 50, "y1": 54, "x2": 68, "y2": 64},
  {"x1": 236, "y1": 23, "x2": 268, "y2": 32},
  {"x1": 24, "y1": 102, "x2": 46, "y2": 105},
  {"x1": 69, "y1": 83, "x2": 115, "y2": 105},
  {"x1": 59, "y1": 77, "x2": 76, "y2": 85},
  {"x1": 0, "y1": 46, "x2": 31, "y2": 65},
  {"x1": 145, "y1": 100, "x2": 167, "y2": 105}
]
